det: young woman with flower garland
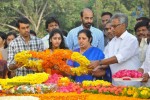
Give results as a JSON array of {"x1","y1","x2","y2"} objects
[
  {"x1": 48, "y1": 29, "x2": 68, "y2": 75},
  {"x1": 68, "y1": 29, "x2": 112, "y2": 82}
]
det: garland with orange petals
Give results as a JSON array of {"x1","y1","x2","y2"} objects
[
  {"x1": 30, "y1": 49, "x2": 73, "y2": 74},
  {"x1": 14, "y1": 49, "x2": 91, "y2": 76}
]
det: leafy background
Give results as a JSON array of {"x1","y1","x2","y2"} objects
[{"x1": 0, "y1": 0, "x2": 149, "y2": 37}]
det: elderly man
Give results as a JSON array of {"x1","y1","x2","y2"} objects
[{"x1": 88, "y1": 13, "x2": 141, "y2": 86}]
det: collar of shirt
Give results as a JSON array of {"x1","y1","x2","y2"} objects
[
  {"x1": 19, "y1": 35, "x2": 35, "y2": 42},
  {"x1": 114, "y1": 30, "x2": 128, "y2": 40},
  {"x1": 42, "y1": 34, "x2": 49, "y2": 40}
]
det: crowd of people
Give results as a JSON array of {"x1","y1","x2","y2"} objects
[{"x1": 0, "y1": 8, "x2": 150, "y2": 87}]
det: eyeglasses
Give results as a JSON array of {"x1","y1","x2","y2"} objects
[{"x1": 111, "y1": 24, "x2": 122, "y2": 29}]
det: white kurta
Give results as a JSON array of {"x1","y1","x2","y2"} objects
[
  {"x1": 104, "y1": 31, "x2": 141, "y2": 86},
  {"x1": 141, "y1": 43, "x2": 150, "y2": 87}
]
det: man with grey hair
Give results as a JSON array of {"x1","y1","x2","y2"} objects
[{"x1": 88, "y1": 13, "x2": 141, "y2": 86}]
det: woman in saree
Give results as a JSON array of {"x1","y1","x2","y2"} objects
[{"x1": 68, "y1": 29, "x2": 112, "y2": 82}]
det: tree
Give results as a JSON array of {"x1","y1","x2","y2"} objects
[
  {"x1": 0, "y1": 0, "x2": 50, "y2": 36},
  {"x1": 0, "y1": 0, "x2": 149, "y2": 36}
]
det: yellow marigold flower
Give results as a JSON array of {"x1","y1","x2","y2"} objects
[
  {"x1": 133, "y1": 91, "x2": 139, "y2": 98},
  {"x1": 14, "y1": 51, "x2": 32, "y2": 64},
  {"x1": 140, "y1": 90, "x2": 148, "y2": 96},
  {"x1": 127, "y1": 89, "x2": 134, "y2": 96},
  {"x1": 71, "y1": 52, "x2": 90, "y2": 76},
  {"x1": 0, "y1": 73, "x2": 49, "y2": 90},
  {"x1": 82, "y1": 80, "x2": 111, "y2": 87}
]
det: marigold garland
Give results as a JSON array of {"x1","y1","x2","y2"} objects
[
  {"x1": 14, "y1": 51, "x2": 32, "y2": 64},
  {"x1": 14, "y1": 51, "x2": 43, "y2": 72},
  {"x1": 71, "y1": 52, "x2": 90, "y2": 76},
  {"x1": 14, "y1": 49, "x2": 92, "y2": 76}
]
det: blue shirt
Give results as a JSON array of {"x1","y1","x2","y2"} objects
[{"x1": 66, "y1": 25, "x2": 104, "y2": 51}]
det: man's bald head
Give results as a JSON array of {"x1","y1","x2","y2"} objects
[{"x1": 80, "y1": 8, "x2": 93, "y2": 17}]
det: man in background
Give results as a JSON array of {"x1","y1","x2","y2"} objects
[
  {"x1": 67, "y1": 8, "x2": 104, "y2": 51},
  {"x1": 101, "y1": 12, "x2": 113, "y2": 46},
  {"x1": 42, "y1": 17, "x2": 59, "y2": 49}
]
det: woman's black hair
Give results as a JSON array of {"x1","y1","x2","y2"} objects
[
  {"x1": 134, "y1": 21, "x2": 149, "y2": 32},
  {"x1": 77, "y1": 29, "x2": 93, "y2": 43},
  {"x1": 7, "y1": 32, "x2": 18, "y2": 38},
  {"x1": 49, "y1": 29, "x2": 67, "y2": 49},
  {"x1": 0, "y1": 31, "x2": 7, "y2": 49}
]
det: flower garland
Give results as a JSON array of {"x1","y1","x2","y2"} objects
[
  {"x1": 0, "y1": 73, "x2": 49, "y2": 89},
  {"x1": 14, "y1": 51, "x2": 43, "y2": 72},
  {"x1": 29, "y1": 49, "x2": 73, "y2": 74},
  {"x1": 71, "y1": 52, "x2": 90, "y2": 76},
  {"x1": 14, "y1": 49, "x2": 91, "y2": 76}
]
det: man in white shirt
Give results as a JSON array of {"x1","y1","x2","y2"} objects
[
  {"x1": 134, "y1": 21, "x2": 150, "y2": 64},
  {"x1": 138, "y1": 28, "x2": 150, "y2": 87},
  {"x1": 88, "y1": 13, "x2": 141, "y2": 86}
]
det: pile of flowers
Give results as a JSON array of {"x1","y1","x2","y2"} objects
[
  {"x1": 8, "y1": 84, "x2": 57, "y2": 94},
  {"x1": 112, "y1": 69, "x2": 143, "y2": 78},
  {"x1": 44, "y1": 74, "x2": 82, "y2": 93},
  {"x1": 83, "y1": 85, "x2": 125, "y2": 95},
  {"x1": 122, "y1": 86, "x2": 150, "y2": 99},
  {"x1": 0, "y1": 73, "x2": 49, "y2": 89},
  {"x1": 14, "y1": 49, "x2": 91, "y2": 76},
  {"x1": 44, "y1": 74, "x2": 62, "y2": 84},
  {"x1": 1, "y1": 73, "x2": 150, "y2": 99}
]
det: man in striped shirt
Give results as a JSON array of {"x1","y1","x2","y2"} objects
[{"x1": 7, "y1": 17, "x2": 44, "y2": 76}]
